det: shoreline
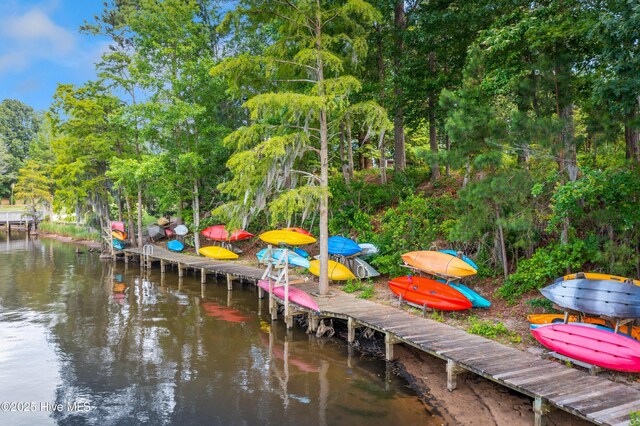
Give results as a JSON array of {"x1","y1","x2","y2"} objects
[{"x1": 22, "y1": 234, "x2": 629, "y2": 424}]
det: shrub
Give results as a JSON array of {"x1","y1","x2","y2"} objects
[{"x1": 467, "y1": 316, "x2": 521, "y2": 343}]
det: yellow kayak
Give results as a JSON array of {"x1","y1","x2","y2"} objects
[
  {"x1": 401, "y1": 251, "x2": 477, "y2": 278},
  {"x1": 308, "y1": 260, "x2": 355, "y2": 281},
  {"x1": 527, "y1": 314, "x2": 640, "y2": 340},
  {"x1": 112, "y1": 230, "x2": 127, "y2": 241},
  {"x1": 199, "y1": 246, "x2": 239, "y2": 260},
  {"x1": 563, "y1": 272, "x2": 640, "y2": 286},
  {"x1": 259, "y1": 230, "x2": 317, "y2": 246}
]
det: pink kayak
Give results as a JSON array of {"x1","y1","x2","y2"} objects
[
  {"x1": 258, "y1": 280, "x2": 319, "y2": 312},
  {"x1": 201, "y1": 225, "x2": 254, "y2": 241},
  {"x1": 531, "y1": 323, "x2": 640, "y2": 372}
]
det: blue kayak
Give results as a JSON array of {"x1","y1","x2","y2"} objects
[
  {"x1": 328, "y1": 236, "x2": 362, "y2": 257},
  {"x1": 440, "y1": 250, "x2": 479, "y2": 271},
  {"x1": 256, "y1": 248, "x2": 310, "y2": 269},
  {"x1": 113, "y1": 239, "x2": 125, "y2": 250},
  {"x1": 293, "y1": 247, "x2": 309, "y2": 258},
  {"x1": 167, "y1": 240, "x2": 185, "y2": 252},
  {"x1": 436, "y1": 278, "x2": 491, "y2": 308}
]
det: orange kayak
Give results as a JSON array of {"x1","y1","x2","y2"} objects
[
  {"x1": 112, "y1": 229, "x2": 127, "y2": 241},
  {"x1": 401, "y1": 251, "x2": 477, "y2": 278},
  {"x1": 562, "y1": 272, "x2": 640, "y2": 286}
]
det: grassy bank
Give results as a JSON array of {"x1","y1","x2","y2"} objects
[{"x1": 39, "y1": 222, "x2": 101, "y2": 242}]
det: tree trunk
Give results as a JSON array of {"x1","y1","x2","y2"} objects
[
  {"x1": 429, "y1": 52, "x2": 440, "y2": 179},
  {"x1": 137, "y1": 185, "x2": 143, "y2": 248},
  {"x1": 445, "y1": 134, "x2": 451, "y2": 177},
  {"x1": 495, "y1": 206, "x2": 508, "y2": 279},
  {"x1": 316, "y1": 17, "x2": 329, "y2": 296},
  {"x1": 393, "y1": 0, "x2": 406, "y2": 172},
  {"x1": 625, "y1": 118, "x2": 639, "y2": 167},
  {"x1": 340, "y1": 122, "x2": 349, "y2": 184},
  {"x1": 193, "y1": 178, "x2": 201, "y2": 254},
  {"x1": 125, "y1": 193, "x2": 136, "y2": 247},
  {"x1": 378, "y1": 130, "x2": 387, "y2": 184},
  {"x1": 346, "y1": 121, "x2": 354, "y2": 179}
]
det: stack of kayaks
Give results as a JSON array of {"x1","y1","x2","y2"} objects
[
  {"x1": 327, "y1": 236, "x2": 380, "y2": 279},
  {"x1": 389, "y1": 250, "x2": 488, "y2": 310},
  {"x1": 256, "y1": 248, "x2": 310, "y2": 269},
  {"x1": 530, "y1": 273, "x2": 640, "y2": 372}
]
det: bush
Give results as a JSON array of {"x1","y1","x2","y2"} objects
[
  {"x1": 467, "y1": 316, "x2": 520, "y2": 343},
  {"x1": 497, "y1": 237, "x2": 599, "y2": 302}
]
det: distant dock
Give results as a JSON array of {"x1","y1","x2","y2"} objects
[{"x1": 121, "y1": 246, "x2": 640, "y2": 426}]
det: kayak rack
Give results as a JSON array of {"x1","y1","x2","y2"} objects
[{"x1": 119, "y1": 245, "x2": 640, "y2": 426}]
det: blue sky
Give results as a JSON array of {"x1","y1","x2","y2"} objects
[{"x1": 0, "y1": 0, "x2": 109, "y2": 112}]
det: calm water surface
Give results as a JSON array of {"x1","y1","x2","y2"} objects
[{"x1": 0, "y1": 234, "x2": 442, "y2": 425}]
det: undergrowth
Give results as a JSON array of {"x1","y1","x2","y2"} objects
[
  {"x1": 467, "y1": 315, "x2": 521, "y2": 343},
  {"x1": 40, "y1": 222, "x2": 101, "y2": 241}
]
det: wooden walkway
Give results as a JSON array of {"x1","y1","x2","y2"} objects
[{"x1": 121, "y1": 246, "x2": 640, "y2": 426}]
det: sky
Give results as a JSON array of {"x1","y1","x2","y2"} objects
[{"x1": 0, "y1": 0, "x2": 110, "y2": 112}]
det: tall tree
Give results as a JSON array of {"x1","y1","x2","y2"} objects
[{"x1": 212, "y1": 0, "x2": 383, "y2": 295}]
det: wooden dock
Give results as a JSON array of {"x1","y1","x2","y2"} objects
[{"x1": 121, "y1": 246, "x2": 640, "y2": 426}]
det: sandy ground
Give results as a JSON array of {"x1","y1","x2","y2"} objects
[{"x1": 33, "y1": 233, "x2": 634, "y2": 425}]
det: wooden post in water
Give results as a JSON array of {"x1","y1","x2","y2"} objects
[
  {"x1": 385, "y1": 332, "x2": 399, "y2": 361},
  {"x1": 160, "y1": 259, "x2": 165, "y2": 274},
  {"x1": 347, "y1": 317, "x2": 360, "y2": 343},
  {"x1": 178, "y1": 263, "x2": 184, "y2": 278},
  {"x1": 201, "y1": 268, "x2": 206, "y2": 283},
  {"x1": 226, "y1": 274, "x2": 233, "y2": 291}
]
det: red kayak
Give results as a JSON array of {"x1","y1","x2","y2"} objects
[
  {"x1": 283, "y1": 227, "x2": 313, "y2": 237},
  {"x1": 388, "y1": 275, "x2": 472, "y2": 311},
  {"x1": 531, "y1": 323, "x2": 640, "y2": 372},
  {"x1": 258, "y1": 280, "x2": 320, "y2": 312},
  {"x1": 201, "y1": 225, "x2": 254, "y2": 241}
]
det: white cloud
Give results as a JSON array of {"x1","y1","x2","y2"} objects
[{"x1": 0, "y1": 7, "x2": 76, "y2": 73}]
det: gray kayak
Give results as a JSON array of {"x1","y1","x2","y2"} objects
[
  {"x1": 540, "y1": 278, "x2": 640, "y2": 318},
  {"x1": 147, "y1": 224, "x2": 166, "y2": 241}
]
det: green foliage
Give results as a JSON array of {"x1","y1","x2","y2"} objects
[
  {"x1": 467, "y1": 316, "x2": 520, "y2": 343},
  {"x1": 630, "y1": 411, "x2": 640, "y2": 426},
  {"x1": 525, "y1": 297, "x2": 556, "y2": 313},
  {"x1": 498, "y1": 238, "x2": 599, "y2": 302},
  {"x1": 39, "y1": 222, "x2": 101, "y2": 242},
  {"x1": 370, "y1": 193, "x2": 455, "y2": 276},
  {"x1": 342, "y1": 279, "x2": 374, "y2": 299}
]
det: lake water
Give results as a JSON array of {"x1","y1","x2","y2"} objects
[{"x1": 0, "y1": 234, "x2": 442, "y2": 425}]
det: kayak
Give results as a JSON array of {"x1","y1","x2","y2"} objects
[
  {"x1": 256, "y1": 248, "x2": 310, "y2": 269},
  {"x1": 401, "y1": 251, "x2": 477, "y2": 278},
  {"x1": 259, "y1": 230, "x2": 316, "y2": 246},
  {"x1": 112, "y1": 229, "x2": 127, "y2": 241},
  {"x1": 527, "y1": 314, "x2": 640, "y2": 340},
  {"x1": 388, "y1": 275, "x2": 472, "y2": 311},
  {"x1": 201, "y1": 225, "x2": 254, "y2": 242},
  {"x1": 111, "y1": 221, "x2": 125, "y2": 232},
  {"x1": 148, "y1": 224, "x2": 166, "y2": 241},
  {"x1": 358, "y1": 243, "x2": 379, "y2": 257},
  {"x1": 562, "y1": 272, "x2": 640, "y2": 286},
  {"x1": 308, "y1": 260, "x2": 355, "y2": 281},
  {"x1": 174, "y1": 224, "x2": 189, "y2": 236},
  {"x1": 113, "y1": 239, "x2": 125, "y2": 250},
  {"x1": 199, "y1": 246, "x2": 239, "y2": 260},
  {"x1": 439, "y1": 250, "x2": 479, "y2": 271},
  {"x1": 257, "y1": 280, "x2": 319, "y2": 311},
  {"x1": 167, "y1": 240, "x2": 185, "y2": 252},
  {"x1": 327, "y1": 236, "x2": 362, "y2": 257},
  {"x1": 283, "y1": 227, "x2": 313, "y2": 236}
]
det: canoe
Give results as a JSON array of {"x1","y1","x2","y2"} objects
[
  {"x1": 201, "y1": 225, "x2": 254, "y2": 242},
  {"x1": 111, "y1": 221, "x2": 125, "y2": 232},
  {"x1": 259, "y1": 230, "x2": 317, "y2": 246},
  {"x1": 527, "y1": 314, "x2": 640, "y2": 340},
  {"x1": 257, "y1": 280, "x2": 319, "y2": 311},
  {"x1": 530, "y1": 323, "x2": 640, "y2": 372},
  {"x1": 436, "y1": 278, "x2": 491, "y2": 308},
  {"x1": 388, "y1": 275, "x2": 472, "y2": 311},
  {"x1": 167, "y1": 240, "x2": 184, "y2": 252},
  {"x1": 562, "y1": 272, "x2": 640, "y2": 286},
  {"x1": 358, "y1": 243, "x2": 379, "y2": 257},
  {"x1": 112, "y1": 229, "x2": 127, "y2": 241},
  {"x1": 174, "y1": 224, "x2": 189, "y2": 236},
  {"x1": 283, "y1": 227, "x2": 313, "y2": 236},
  {"x1": 540, "y1": 278, "x2": 640, "y2": 318},
  {"x1": 327, "y1": 236, "x2": 362, "y2": 257},
  {"x1": 350, "y1": 257, "x2": 380, "y2": 279},
  {"x1": 308, "y1": 259, "x2": 355, "y2": 281},
  {"x1": 199, "y1": 246, "x2": 239, "y2": 260},
  {"x1": 256, "y1": 248, "x2": 310, "y2": 269},
  {"x1": 113, "y1": 239, "x2": 125, "y2": 250},
  {"x1": 439, "y1": 250, "x2": 479, "y2": 271},
  {"x1": 401, "y1": 251, "x2": 477, "y2": 278},
  {"x1": 147, "y1": 224, "x2": 166, "y2": 241}
]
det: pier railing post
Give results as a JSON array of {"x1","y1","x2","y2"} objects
[
  {"x1": 446, "y1": 359, "x2": 466, "y2": 391},
  {"x1": 385, "y1": 332, "x2": 399, "y2": 361}
]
